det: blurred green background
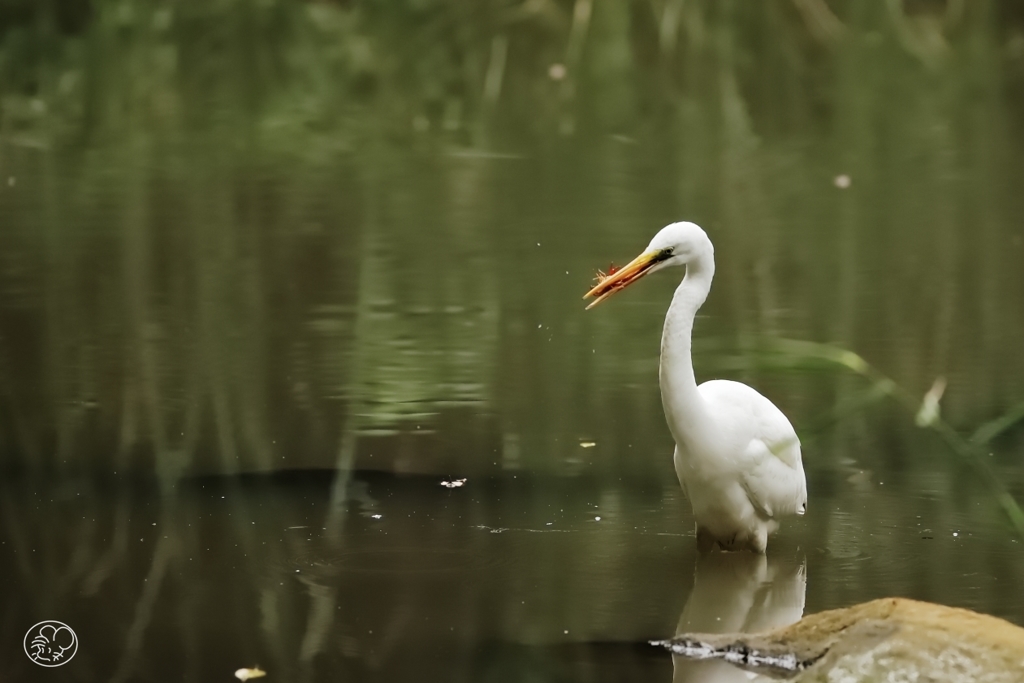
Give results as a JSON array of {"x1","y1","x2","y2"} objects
[
  {"x1": 1, "y1": 0, "x2": 1022, "y2": 482},
  {"x1": 2, "y1": 1, "x2": 1024, "y2": 680}
]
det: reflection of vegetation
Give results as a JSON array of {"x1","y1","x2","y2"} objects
[
  {"x1": 0, "y1": 1, "x2": 1022, "y2": 482},
  {"x1": 4, "y1": 467, "x2": 1024, "y2": 680}
]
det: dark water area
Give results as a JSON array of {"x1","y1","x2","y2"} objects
[
  {"x1": 2, "y1": 0, "x2": 1024, "y2": 681},
  {"x1": 3, "y1": 466, "x2": 1024, "y2": 681}
]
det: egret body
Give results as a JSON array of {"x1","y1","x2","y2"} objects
[{"x1": 584, "y1": 222, "x2": 806, "y2": 553}]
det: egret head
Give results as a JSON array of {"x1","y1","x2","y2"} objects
[{"x1": 583, "y1": 222, "x2": 713, "y2": 309}]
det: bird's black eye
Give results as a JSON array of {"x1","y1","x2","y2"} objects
[{"x1": 658, "y1": 248, "x2": 674, "y2": 260}]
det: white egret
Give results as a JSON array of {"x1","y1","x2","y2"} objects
[{"x1": 584, "y1": 222, "x2": 806, "y2": 553}]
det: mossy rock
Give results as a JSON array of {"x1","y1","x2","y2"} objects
[{"x1": 657, "y1": 597, "x2": 1024, "y2": 682}]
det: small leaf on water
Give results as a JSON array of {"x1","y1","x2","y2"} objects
[
  {"x1": 579, "y1": 442, "x2": 596, "y2": 448},
  {"x1": 235, "y1": 667, "x2": 266, "y2": 681}
]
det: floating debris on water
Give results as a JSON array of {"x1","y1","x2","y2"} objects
[
  {"x1": 235, "y1": 667, "x2": 266, "y2": 681},
  {"x1": 473, "y1": 523, "x2": 574, "y2": 534},
  {"x1": 653, "y1": 636, "x2": 805, "y2": 672},
  {"x1": 579, "y1": 441, "x2": 596, "y2": 448},
  {"x1": 370, "y1": 514, "x2": 382, "y2": 520},
  {"x1": 440, "y1": 478, "x2": 467, "y2": 488}
]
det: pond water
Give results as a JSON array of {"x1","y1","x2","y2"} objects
[
  {"x1": 2, "y1": 1, "x2": 1024, "y2": 681},
  {"x1": 3, "y1": 467, "x2": 1024, "y2": 681}
]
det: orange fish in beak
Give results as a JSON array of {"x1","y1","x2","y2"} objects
[{"x1": 583, "y1": 249, "x2": 669, "y2": 309}]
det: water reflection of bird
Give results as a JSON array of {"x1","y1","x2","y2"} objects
[
  {"x1": 585, "y1": 223, "x2": 806, "y2": 552},
  {"x1": 672, "y1": 552, "x2": 806, "y2": 682}
]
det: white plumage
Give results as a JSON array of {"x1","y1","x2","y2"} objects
[{"x1": 585, "y1": 222, "x2": 806, "y2": 553}]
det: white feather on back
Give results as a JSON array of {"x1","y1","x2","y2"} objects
[{"x1": 695, "y1": 379, "x2": 807, "y2": 519}]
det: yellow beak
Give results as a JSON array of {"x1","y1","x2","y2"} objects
[{"x1": 583, "y1": 249, "x2": 663, "y2": 309}]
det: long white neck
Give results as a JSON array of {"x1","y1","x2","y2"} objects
[{"x1": 659, "y1": 253, "x2": 715, "y2": 448}]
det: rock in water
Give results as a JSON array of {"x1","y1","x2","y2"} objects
[{"x1": 655, "y1": 597, "x2": 1024, "y2": 682}]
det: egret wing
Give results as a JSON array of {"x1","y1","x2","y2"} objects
[
  {"x1": 740, "y1": 437, "x2": 806, "y2": 519},
  {"x1": 698, "y1": 380, "x2": 806, "y2": 518},
  {"x1": 742, "y1": 393, "x2": 806, "y2": 517}
]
